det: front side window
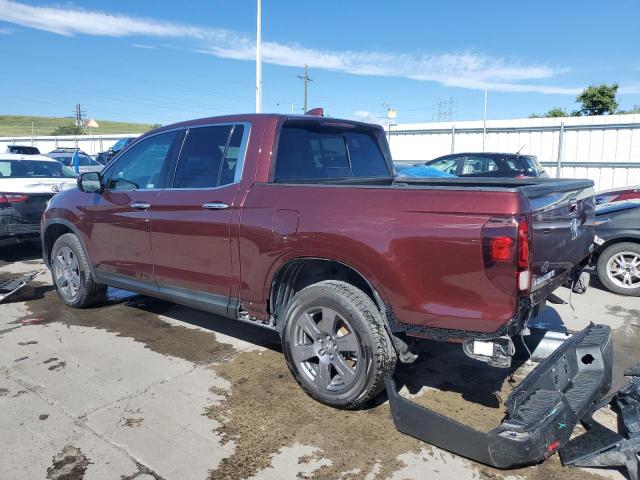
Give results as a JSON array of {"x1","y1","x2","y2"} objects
[
  {"x1": 274, "y1": 124, "x2": 390, "y2": 181},
  {"x1": 105, "y1": 131, "x2": 177, "y2": 191},
  {"x1": 428, "y1": 157, "x2": 461, "y2": 175},
  {"x1": 172, "y1": 124, "x2": 245, "y2": 189}
]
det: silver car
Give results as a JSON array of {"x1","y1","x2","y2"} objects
[{"x1": 46, "y1": 152, "x2": 103, "y2": 174}]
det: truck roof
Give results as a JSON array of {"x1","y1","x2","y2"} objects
[{"x1": 151, "y1": 113, "x2": 380, "y2": 136}]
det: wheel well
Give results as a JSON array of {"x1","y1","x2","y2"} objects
[
  {"x1": 269, "y1": 259, "x2": 381, "y2": 321},
  {"x1": 43, "y1": 223, "x2": 73, "y2": 265},
  {"x1": 597, "y1": 237, "x2": 640, "y2": 258}
]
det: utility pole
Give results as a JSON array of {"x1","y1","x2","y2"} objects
[
  {"x1": 482, "y1": 89, "x2": 488, "y2": 152},
  {"x1": 297, "y1": 64, "x2": 313, "y2": 113},
  {"x1": 255, "y1": 0, "x2": 262, "y2": 113}
]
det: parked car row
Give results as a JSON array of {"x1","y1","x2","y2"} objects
[{"x1": 4, "y1": 137, "x2": 137, "y2": 167}]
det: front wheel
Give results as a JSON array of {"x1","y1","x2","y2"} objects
[
  {"x1": 596, "y1": 242, "x2": 640, "y2": 296},
  {"x1": 281, "y1": 280, "x2": 396, "y2": 409},
  {"x1": 51, "y1": 233, "x2": 107, "y2": 308}
]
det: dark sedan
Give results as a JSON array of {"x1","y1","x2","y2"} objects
[
  {"x1": 594, "y1": 200, "x2": 640, "y2": 296},
  {"x1": 424, "y1": 152, "x2": 548, "y2": 178}
]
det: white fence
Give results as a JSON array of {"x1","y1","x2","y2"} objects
[
  {"x1": 0, "y1": 133, "x2": 143, "y2": 156},
  {"x1": 389, "y1": 113, "x2": 640, "y2": 191}
]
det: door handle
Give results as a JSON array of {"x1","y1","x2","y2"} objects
[
  {"x1": 131, "y1": 201, "x2": 151, "y2": 210},
  {"x1": 202, "y1": 202, "x2": 229, "y2": 210}
]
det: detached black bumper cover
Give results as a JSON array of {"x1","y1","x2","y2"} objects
[{"x1": 385, "y1": 323, "x2": 613, "y2": 469}]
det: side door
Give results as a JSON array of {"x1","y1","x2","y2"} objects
[
  {"x1": 150, "y1": 123, "x2": 250, "y2": 316},
  {"x1": 85, "y1": 130, "x2": 181, "y2": 286}
]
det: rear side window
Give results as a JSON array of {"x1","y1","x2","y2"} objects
[
  {"x1": 172, "y1": 124, "x2": 245, "y2": 188},
  {"x1": 274, "y1": 124, "x2": 390, "y2": 181},
  {"x1": 462, "y1": 156, "x2": 498, "y2": 174},
  {"x1": 0, "y1": 160, "x2": 76, "y2": 178}
]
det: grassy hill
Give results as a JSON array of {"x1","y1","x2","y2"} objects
[{"x1": 0, "y1": 115, "x2": 156, "y2": 137}]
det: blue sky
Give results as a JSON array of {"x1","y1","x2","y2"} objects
[{"x1": 0, "y1": 0, "x2": 639, "y2": 125}]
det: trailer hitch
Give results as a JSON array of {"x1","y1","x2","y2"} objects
[{"x1": 385, "y1": 324, "x2": 613, "y2": 469}]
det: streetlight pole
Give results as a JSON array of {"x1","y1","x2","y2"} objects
[
  {"x1": 482, "y1": 89, "x2": 488, "y2": 152},
  {"x1": 255, "y1": 0, "x2": 263, "y2": 113}
]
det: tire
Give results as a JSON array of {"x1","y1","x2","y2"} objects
[
  {"x1": 281, "y1": 280, "x2": 397, "y2": 409},
  {"x1": 596, "y1": 242, "x2": 640, "y2": 296},
  {"x1": 51, "y1": 233, "x2": 107, "y2": 308}
]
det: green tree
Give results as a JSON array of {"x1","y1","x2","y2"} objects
[
  {"x1": 529, "y1": 107, "x2": 568, "y2": 118},
  {"x1": 575, "y1": 84, "x2": 619, "y2": 116},
  {"x1": 545, "y1": 107, "x2": 568, "y2": 117},
  {"x1": 52, "y1": 124, "x2": 83, "y2": 136}
]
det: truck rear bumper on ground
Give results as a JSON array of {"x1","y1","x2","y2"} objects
[{"x1": 385, "y1": 323, "x2": 613, "y2": 468}]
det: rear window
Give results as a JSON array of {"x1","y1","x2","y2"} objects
[
  {"x1": 519, "y1": 155, "x2": 544, "y2": 175},
  {"x1": 0, "y1": 160, "x2": 76, "y2": 178},
  {"x1": 274, "y1": 124, "x2": 390, "y2": 181},
  {"x1": 8, "y1": 146, "x2": 40, "y2": 155}
]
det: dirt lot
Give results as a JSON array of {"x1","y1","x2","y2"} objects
[{"x1": 1, "y1": 243, "x2": 638, "y2": 480}]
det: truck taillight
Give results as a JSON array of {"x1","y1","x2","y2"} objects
[
  {"x1": 0, "y1": 193, "x2": 29, "y2": 204},
  {"x1": 517, "y1": 217, "x2": 531, "y2": 292},
  {"x1": 490, "y1": 237, "x2": 514, "y2": 262}
]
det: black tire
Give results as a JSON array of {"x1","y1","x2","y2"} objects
[
  {"x1": 281, "y1": 280, "x2": 396, "y2": 409},
  {"x1": 596, "y1": 242, "x2": 640, "y2": 296},
  {"x1": 51, "y1": 233, "x2": 107, "y2": 308}
]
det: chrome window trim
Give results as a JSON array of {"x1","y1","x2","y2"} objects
[{"x1": 167, "y1": 121, "x2": 252, "y2": 191}]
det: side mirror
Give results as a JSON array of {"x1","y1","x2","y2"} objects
[{"x1": 78, "y1": 172, "x2": 103, "y2": 193}]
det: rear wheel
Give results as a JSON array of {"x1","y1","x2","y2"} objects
[
  {"x1": 597, "y1": 242, "x2": 640, "y2": 296},
  {"x1": 282, "y1": 280, "x2": 396, "y2": 409},
  {"x1": 51, "y1": 233, "x2": 107, "y2": 308}
]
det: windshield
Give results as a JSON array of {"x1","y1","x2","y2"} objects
[{"x1": 0, "y1": 160, "x2": 77, "y2": 178}]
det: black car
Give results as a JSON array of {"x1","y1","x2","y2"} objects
[
  {"x1": 96, "y1": 137, "x2": 135, "y2": 164},
  {"x1": 594, "y1": 200, "x2": 640, "y2": 296},
  {"x1": 424, "y1": 152, "x2": 548, "y2": 178},
  {"x1": 6, "y1": 145, "x2": 41, "y2": 155}
]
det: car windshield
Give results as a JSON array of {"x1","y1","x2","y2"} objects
[
  {"x1": 0, "y1": 160, "x2": 76, "y2": 178},
  {"x1": 49, "y1": 154, "x2": 96, "y2": 167}
]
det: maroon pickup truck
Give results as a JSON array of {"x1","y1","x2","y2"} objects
[{"x1": 41, "y1": 113, "x2": 614, "y2": 468}]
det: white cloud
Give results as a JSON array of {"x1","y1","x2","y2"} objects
[
  {"x1": 0, "y1": 0, "x2": 579, "y2": 95},
  {"x1": 620, "y1": 84, "x2": 640, "y2": 95},
  {"x1": 131, "y1": 43, "x2": 156, "y2": 50}
]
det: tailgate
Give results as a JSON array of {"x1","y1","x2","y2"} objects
[{"x1": 524, "y1": 180, "x2": 595, "y2": 294}]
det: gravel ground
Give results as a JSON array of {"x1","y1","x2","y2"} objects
[{"x1": 0, "y1": 242, "x2": 638, "y2": 480}]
